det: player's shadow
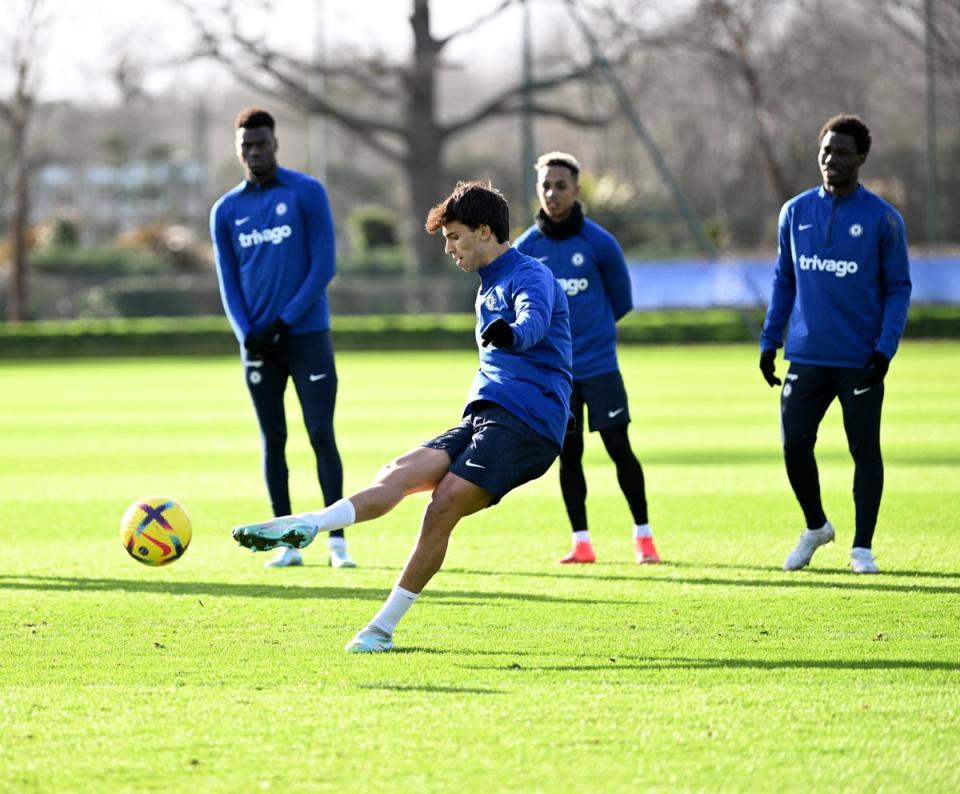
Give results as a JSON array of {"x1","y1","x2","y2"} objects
[
  {"x1": 357, "y1": 682, "x2": 502, "y2": 695},
  {"x1": 467, "y1": 656, "x2": 960, "y2": 673},
  {"x1": 0, "y1": 574, "x2": 632, "y2": 606},
  {"x1": 434, "y1": 566, "x2": 960, "y2": 595}
]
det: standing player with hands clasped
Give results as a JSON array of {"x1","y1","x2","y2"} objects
[
  {"x1": 210, "y1": 107, "x2": 356, "y2": 570},
  {"x1": 232, "y1": 181, "x2": 573, "y2": 653},
  {"x1": 759, "y1": 114, "x2": 911, "y2": 574},
  {"x1": 515, "y1": 152, "x2": 660, "y2": 565}
]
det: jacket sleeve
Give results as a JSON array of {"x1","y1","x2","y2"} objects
[
  {"x1": 210, "y1": 201, "x2": 250, "y2": 344},
  {"x1": 594, "y1": 229, "x2": 633, "y2": 321},
  {"x1": 759, "y1": 202, "x2": 796, "y2": 352},
  {"x1": 509, "y1": 267, "x2": 555, "y2": 352},
  {"x1": 280, "y1": 179, "x2": 336, "y2": 326},
  {"x1": 874, "y1": 208, "x2": 912, "y2": 360}
]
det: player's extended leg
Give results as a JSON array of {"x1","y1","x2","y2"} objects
[
  {"x1": 288, "y1": 331, "x2": 351, "y2": 566},
  {"x1": 231, "y1": 446, "x2": 451, "y2": 552},
  {"x1": 780, "y1": 364, "x2": 837, "y2": 570},
  {"x1": 599, "y1": 424, "x2": 659, "y2": 564},
  {"x1": 838, "y1": 373, "x2": 885, "y2": 573},
  {"x1": 346, "y1": 472, "x2": 493, "y2": 653}
]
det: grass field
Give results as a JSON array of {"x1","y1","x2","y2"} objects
[{"x1": 1, "y1": 341, "x2": 958, "y2": 793}]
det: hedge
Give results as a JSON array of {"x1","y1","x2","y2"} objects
[{"x1": 0, "y1": 306, "x2": 958, "y2": 359}]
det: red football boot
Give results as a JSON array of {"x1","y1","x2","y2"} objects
[
  {"x1": 634, "y1": 536, "x2": 661, "y2": 564},
  {"x1": 558, "y1": 541, "x2": 596, "y2": 564}
]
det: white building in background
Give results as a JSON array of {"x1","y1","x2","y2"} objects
[{"x1": 31, "y1": 157, "x2": 210, "y2": 243}]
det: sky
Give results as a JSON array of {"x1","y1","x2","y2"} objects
[{"x1": 1, "y1": 0, "x2": 535, "y2": 103}]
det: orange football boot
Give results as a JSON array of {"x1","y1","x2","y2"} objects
[
  {"x1": 558, "y1": 541, "x2": 596, "y2": 564},
  {"x1": 634, "y1": 536, "x2": 661, "y2": 564}
]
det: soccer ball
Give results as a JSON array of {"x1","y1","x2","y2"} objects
[{"x1": 120, "y1": 496, "x2": 192, "y2": 566}]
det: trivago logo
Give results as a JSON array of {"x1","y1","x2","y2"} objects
[
  {"x1": 238, "y1": 225, "x2": 293, "y2": 248},
  {"x1": 558, "y1": 277, "x2": 590, "y2": 296},
  {"x1": 798, "y1": 254, "x2": 859, "y2": 278}
]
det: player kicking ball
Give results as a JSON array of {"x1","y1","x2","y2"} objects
[{"x1": 232, "y1": 181, "x2": 573, "y2": 652}]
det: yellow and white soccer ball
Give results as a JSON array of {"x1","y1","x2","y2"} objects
[{"x1": 120, "y1": 496, "x2": 192, "y2": 566}]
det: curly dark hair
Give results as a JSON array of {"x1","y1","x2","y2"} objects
[
  {"x1": 424, "y1": 180, "x2": 510, "y2": 243},
  {"x1": 235, "y1": 107, "x2": 276, "y2": 131},
  {"x1": 818, "y1": 114, "x2": 871, "y2": 155}
]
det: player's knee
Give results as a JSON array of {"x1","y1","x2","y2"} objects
[
  {"x1": 849, "y1": 439, "x2": 882, "y2": 462},
  {"x1": 307, "y1": 425, "x2": 335, "y2": 452},
  {"x1": 782, "y1": 426, "x2": 814, "y2": 457},
  {"x1": 599, "y1": 427, "x2": 632, "y2": 461},
  {"x1": 262, "y1": 433, "x2": 287, "y2": 454}
]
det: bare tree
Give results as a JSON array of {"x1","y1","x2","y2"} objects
[
  {"x1": 611, "y1": 0, "x2": 796, "y2": 204},
  {"x1": 177, "y1": 0, "x2": 613, "y2": 272},
  {"x1": 0, "y1": 0, "x2": 47, "y2": 321}
]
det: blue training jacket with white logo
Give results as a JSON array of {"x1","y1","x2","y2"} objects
[
  {"x1": 760, "y1": 184, "x2": 912, "y2": 368},
  {"x1": 514, "y1": 218, "x2": 632, "y2": 380},
  {"x1": 210, "y1": 166, "x2": 336, "y2": 343},
  {"x1": 466, "y1": 247, "x2": 573, "y2": 448}
]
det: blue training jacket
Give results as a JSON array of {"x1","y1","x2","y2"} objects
[
  {"x1": 760, "y1": 185, "x2": 912, "y2": 367},
  {"x1": 210, "y1": 166, "x2": 336, "y2": 343},
  {"x1": 514, "y1": 218, "x2": 632, "y2": 380},
  {"x1": 465, "y1": 247, "x2": 573, "y2": 448}
]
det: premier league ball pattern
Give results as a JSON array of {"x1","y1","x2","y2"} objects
[{"x1": 120, "y1": 496, "x2": 192, "y2": 566}]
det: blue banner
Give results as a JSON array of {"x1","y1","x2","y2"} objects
[{"x1": 628, "y1": 256, "x2": 960, "y2": 310}]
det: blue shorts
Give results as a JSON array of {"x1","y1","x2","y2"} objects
[
  {"x1": 571, "y1": 370, "x2": 630, "y2": 432},
  {"x1": 423, "y1": 401, "x2": 561, "y2": 505}
]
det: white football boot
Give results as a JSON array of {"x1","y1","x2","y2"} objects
[
  {"x1": 850, "y1": 547, "x2": 880, "y2": 574},
  {"x1": 345, "y1": 626, "x2": 394, "y2": 653},
  {"x1": 265, "y1": 547, "x2": 303, "y2": 568},
  {"x1": 329, "y1": 546, "x2": 357, "y2": 568},
  {"x1": 232, "y1": 516, "x2": 318, "y2": 552},
  {"x1": 783, "y1": 521, "x2": 836, "y2": 571}
]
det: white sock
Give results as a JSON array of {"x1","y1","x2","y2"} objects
[
  {"x1": 299, "y1": 498, "x2": 356, "y2": 533},
  {"x1": 368, "y1": 585, "x2": 419, "y2": 636},
  {"x1": 573, "y1": 530, "x2": 591, "y2": 544},
  {"x1": 633, "y1": 523, "x2": 652, "y2": 539},
  {"x1": 328, "y1": 535, "x2": 346, "y2": 552}
]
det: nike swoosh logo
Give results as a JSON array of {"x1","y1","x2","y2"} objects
[
  {"x1": 608, "y1": 408, "x2": 625, "y2": 418},
  {"x1": 853, "y1": 386, "x2": 871, "y2": 396},
  {"x1": 535, "y1": 256, "x2": 549, "y2": 262},
  {"x1": 464, "y1": 459, "x2": 485, "y2": 469},
  {"x1": 309, "y1": 373, "x2": 328, "y2": 382},
  {"x1": 235, "y1": 216, "x2": 251, "y2": 226},
  {"x1": 798, "y1": 223, "x2": 813, "y2": 231}
]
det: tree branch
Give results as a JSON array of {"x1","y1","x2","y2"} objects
[
  {"x1": 437, "y1": 0, "x2": 517, "y2": 48},
  {"x1": 442, "y1": 55, "x2": 614, "y2": 138}
]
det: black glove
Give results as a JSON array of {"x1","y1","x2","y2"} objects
[
  {"x1": 480, "y1": 318, "x2": 514, "y2": 348},
  {"x1": 244, "y1": 318, "x2": 289, "y2": 358},
  {"x1": 857, "y1": 350, "x2": 890, "y2": 389},
  {"x1": 759, "y1": 348, "x2": 781, "y2": 387}
]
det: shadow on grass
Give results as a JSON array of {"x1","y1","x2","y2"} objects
[
  {"x1": 357, "y1": 682, "x2": 502, "y2": 695},
  {"x1": 645, "y1": 449, "x2": 960, "y2": 466},
  {"x1": 436, "y1": 567, "x2": 960, "y2": 595},
  {"x1": 665, "y1": 561, "x2": 960, "y2": 581},
  {"x1": 468, "y1": 657, "x2": 960, "y2": 673},
  {"x1": 0, "y1": 575, "x2": 631, "y2": 606}
]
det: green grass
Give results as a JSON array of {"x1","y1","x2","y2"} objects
[{"x1": 1, "y1": 342, "x2": 958, "y2": 792}]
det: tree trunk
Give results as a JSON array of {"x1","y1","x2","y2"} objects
[
  {"x1": 7, "y1": 107, "x2": 29, "y2": 321},
  {"x1": 405, "y1": 0, "x2": 448, "y2": 275}
]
